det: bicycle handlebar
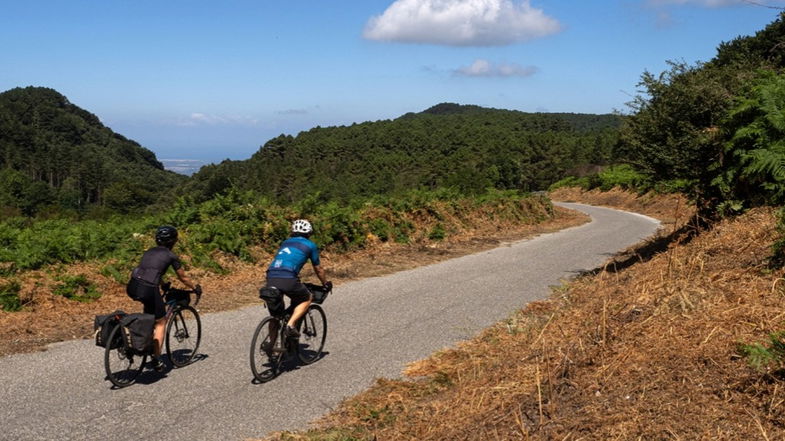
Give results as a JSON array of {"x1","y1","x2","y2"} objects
[
  {"x1": 162, "y1": 282, "x2": 202, "y2": 307},
  {"x1": 304, "y1": 282, "x2": 332, "y2": 292}
]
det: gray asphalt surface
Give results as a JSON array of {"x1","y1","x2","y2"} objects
[{"x1": 0, "y1": 203, "x2": 660, "y2": 441}]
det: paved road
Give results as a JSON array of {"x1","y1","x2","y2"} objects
[{"x1": 0, "y1": 203, "x2": 659, "y2": 441}]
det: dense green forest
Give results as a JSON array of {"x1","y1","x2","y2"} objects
[
  {"x1": 0, "y1": 87, "x2": 185, "y2": 217},
  {"x1": 0, "y1": 86, "x2": 621, "y2": 217},
  {"x1": 181, "y1": 103, "x2": 622, "y2": 203}
]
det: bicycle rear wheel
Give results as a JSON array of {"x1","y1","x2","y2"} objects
[
  {"x1": 250, "y1": 316, "x2": 284, "y2": 382},
  {"x1": 104, "y1": 324, "x2": 146, "y2": 388},
  {"x1": 297, "y1": 304, "x2": 326, "y2": 365},
  {"x1": 165, "y1": 306, "x2": 202, "y2": 367}
]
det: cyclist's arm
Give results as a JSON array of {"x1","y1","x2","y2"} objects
[
  {"x1": 312, "y1": 264, "x2": 328, "y2": 286},
  {"x1": 175, "y1": 267, "x2": 197, "y2": 291}
]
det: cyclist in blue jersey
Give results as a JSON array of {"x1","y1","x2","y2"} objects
[{"x1": 264, "y1": 219, "x2": 330, "y2": 339}]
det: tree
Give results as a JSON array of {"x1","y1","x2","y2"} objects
[{"x1": 616, "y1": 61, "x2": 754, "y2": 215}]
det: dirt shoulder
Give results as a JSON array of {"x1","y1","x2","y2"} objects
[
  {"x1": 0, "y1": 205, "x2": 587, "y2": 357},
  {"x1": 265, "y1": 189, "x2": 785, "y2": 440}
]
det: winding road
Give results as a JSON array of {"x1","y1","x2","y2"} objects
[{"x1": 0, "y1": 203, "x2": 660, "y2": 441}]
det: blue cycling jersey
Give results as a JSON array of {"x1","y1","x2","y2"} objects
[{"x1": 266, "y1": 236, "x2": 321, "y2": 279}]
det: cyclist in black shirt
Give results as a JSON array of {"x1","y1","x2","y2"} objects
[{"x1": 127, "y1": 225, "x2": 201, "y2": 371}]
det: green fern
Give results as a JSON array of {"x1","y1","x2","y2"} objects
[
  {"x1": 719, "y1": 72, "x2": 785, "y2": 207},
  {"x1": 740, "y1": 330, "x2": 785, "y2": 371}
]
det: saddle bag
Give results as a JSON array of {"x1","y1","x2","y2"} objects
[
  {"x1": 259, "y1": 286, "x2": 285, "y2": 317},
  {"x1": 119, "y1": 313, "x2": 156, "y2": 355},
  {"x1": 94, "y1": 310, "x2": 127, "y2": 348}
]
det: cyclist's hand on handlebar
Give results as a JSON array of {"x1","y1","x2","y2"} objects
[
  {"x1": 324, "y1": 281, "x2": 333, "y2": 291},
  {"x1": 194, "y1": 284, "x2": 203, "y2": 295}
]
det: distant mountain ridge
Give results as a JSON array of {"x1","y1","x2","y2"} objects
[
  {"x1": 0, "y1": 86, "x2": 184, "y2": 215},
  {"x1": 0, "y1": 87, "x2": 625, "y2": 215},
  {"x1": 182, "y1": 103, "x2": 623, "y2": 203}
]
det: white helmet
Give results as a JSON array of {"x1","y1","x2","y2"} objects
[{"x1": 291, "y1": 219, "x2": 313, "y2": 235}]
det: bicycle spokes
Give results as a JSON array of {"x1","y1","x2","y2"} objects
[
  {"x1": 173, "y1": 318, "x2": 189, "y2": 342},
  {"x1": 166, "y1": 306, "x2": 202, "y2": 368},
  {"x1": 302, "y1": 314, "x2": 316, "y2": 338}
]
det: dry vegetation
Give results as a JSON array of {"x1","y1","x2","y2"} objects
[
  {"x1": 0, "y1": 203, "x2": 586, "y2": 356},
  {"x1": 265, "y1": 188, "x2": 785, "y2": 440}
]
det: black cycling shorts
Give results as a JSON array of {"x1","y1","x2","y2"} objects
[
  {"x1": 127, "y1": 277, "x2": 166, "y2": 319},
  {"x1": 266, "y1": 277, "x2": 312, "y2": 309}
]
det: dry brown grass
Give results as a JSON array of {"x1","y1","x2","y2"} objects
[
  {"x1": 0, "y1": 203, "x2": 586, "y2": 356},
  {"x1": 266, "y1": 189, "x2": 785, "y2": 440}
]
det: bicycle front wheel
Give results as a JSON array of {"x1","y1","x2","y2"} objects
[
  {"x1": 104, "y1": 324, "x2": 146, "y2": 388},
  {"x1": 297, "y1": 304, "x2": 326, "y2": 365},
  {"x1": 250, "y1": 316, "x2": 283, "y2": 382},
  {"x1": 165, "y1": 306, "x2": 202, "y2": 367}
]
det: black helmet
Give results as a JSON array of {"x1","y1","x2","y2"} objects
[{"x1": 155, "y1": 225, "x2": 178, "y2": 246}]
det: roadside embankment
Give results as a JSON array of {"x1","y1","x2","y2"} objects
[{"x1": 266, "y1": 189, "x2": 785, "y2": 440}]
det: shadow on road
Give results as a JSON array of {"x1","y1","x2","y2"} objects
[
  {"x1": 250, "y1": 351, "x2": 331, "y2": 385},
  {"x1": 109, "y1": 353, "x2": 210, "y2": 389},
  {"x1": 578, "y1": 219, "x2": 704, "y2": 277}
]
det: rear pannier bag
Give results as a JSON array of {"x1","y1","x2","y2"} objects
[
  {"x1": 94, "y1": 310, "x2": 127, "y2": 348},
  {"x1": 259, "y1": 286, "x2": 285, "y2": 317},
  {"x1": 119, "y1": 313, "x2": 155, "y2": 355}
]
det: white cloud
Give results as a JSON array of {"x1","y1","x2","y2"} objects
[
  {"x1": 455, "y1": 59, "x2": 539, "y2": 77},
  {"x1": 175, "y1": 113, "x2": 260, "y2": 127},
  {"x1": 363, "y1": 0, "x2": 562, "y2": 46}
]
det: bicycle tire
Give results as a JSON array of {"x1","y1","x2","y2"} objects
[
  {"x1": 104, "y1": 324, "x2": 146, "y2": 388},
  {"x1": 250, "y1": 316, "x2": 284, "y2": 382},
  {"x1": 165, "y1": 306, "x2": 202, "y2": 368},
  {"x1": 297, "y1": 304, "x2": 327, "y2": 365}
]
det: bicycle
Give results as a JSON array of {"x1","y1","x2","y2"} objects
[
  {"x1": 250, "y1": 282, "x2": 330, "y2": 383},
  {"x1": 104, "y1": 284, "x2": 202, "y2": 388}
]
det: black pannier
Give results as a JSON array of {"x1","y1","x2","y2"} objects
[
  {"x1": 259, "y1": 286, "x2": 285, "y2": 317},
  {"x1": 94, "y1": 310, "x2": 127, "y2": 348},
  {"x1": 119, "y1": 313, "x2": 155, "y2": 355}
]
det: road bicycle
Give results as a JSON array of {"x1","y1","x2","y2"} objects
[
  {"x1": 250, "y1": 282, "x2": 330, "y2": 383},
  {"x1": 104, "y1": 285, "x2": 202, "y2": 388}
]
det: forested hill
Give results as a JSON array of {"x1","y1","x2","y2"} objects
[
  {"x1": 182, "y1": 104, "x2": 622, "y2": 203},
  {"x1": 0, "y1": 87, "x2": 185, "y2": 216}
]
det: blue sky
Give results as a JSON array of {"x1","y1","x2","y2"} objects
[{"x1": 1, "y1": 1, "x2": 783, "y2": 162}]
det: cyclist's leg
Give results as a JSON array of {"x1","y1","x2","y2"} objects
[
  {"x1": 132, "y1": 280, "x2": 167, "y2": 357},
  {"x1": 284, "y1": 283, "x2": 312, "y2": 328},
  {"x1": 152, "y1": 317, "x2": 166, "y2": 356},
  {"x1": 267, "y1": 278, "x2": 312, "y2": 330}
]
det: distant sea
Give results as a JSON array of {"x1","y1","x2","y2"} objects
[{"x1": 161, "y1": 159, "x2": 208, "y2": 176}]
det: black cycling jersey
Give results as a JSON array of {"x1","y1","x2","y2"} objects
[{"x1": 130, "y1": 246, "x2": 182, "y2": 286}]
